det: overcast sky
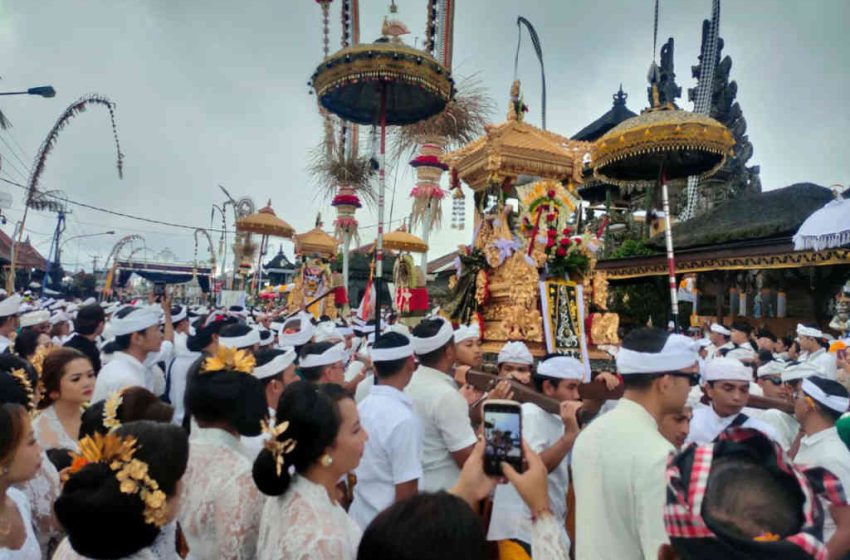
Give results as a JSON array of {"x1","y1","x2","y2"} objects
[{"x1": 0, "y1": 0, "x2": 847, "y2": 273}]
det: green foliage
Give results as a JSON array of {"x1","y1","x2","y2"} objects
[{"x1": 609, "y1": 239, "x2": 655, "y2": 259}]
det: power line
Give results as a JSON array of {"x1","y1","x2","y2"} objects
[{"x1": 0, "y1": 176, "x2": 232, "y2": 234}]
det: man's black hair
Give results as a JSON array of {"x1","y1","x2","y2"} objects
[{"x1": 411, "y1": 319, "x2": 453, "y2": 368}]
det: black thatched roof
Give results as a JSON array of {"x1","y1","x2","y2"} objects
[
  {"x1": 572, "y1": 86, "x2": 638, "y2": 142},
  {"x1": 264, "y1": 246, "x2": 295, "y2": 271},
  {"x1": 648, "y1": 182, "x2": 833, "y2": 250}
]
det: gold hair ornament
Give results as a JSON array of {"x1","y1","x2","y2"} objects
[
  {"x1": 261, "y1": 419, "x2": 297, "y2": 477},
  {"x1": 10, "y1": 368, "x2": 36, "y2": 415},
  {"x1": 102, "y1": 391, "x2": 124, "y2": 431},
  {"x1": 201, "y1": 346, "x2": 256, "y2": 375},
  {"x1": 67, "y1": 432, "x2": 170, "y2": 527}
]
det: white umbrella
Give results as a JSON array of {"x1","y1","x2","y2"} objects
[{"x1": 793, "y1": 197, "x2": 850, "y2": 251}]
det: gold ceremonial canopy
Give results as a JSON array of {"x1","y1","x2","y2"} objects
[
  {"x1": 443, "y1": 81, "x2": 590, "y2": 191},
  {"x1": 591, "y1": 105, "x2": 735, "y2": 188},
  {"x1": 294, "y1": 227, "x2": 339, "y2": 258},
  {"x1": 236, "y1": 201, "x2": 296, "y2": 238},
  {"x1": 382, "y1": 228, "x2": 428, "y2": 253}
]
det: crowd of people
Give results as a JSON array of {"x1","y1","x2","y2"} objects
[{"x1": 0, "y1": 288, "x2": 848, "y2": 559}]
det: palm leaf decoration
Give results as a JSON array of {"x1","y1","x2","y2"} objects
[{"x1": 392, "y1": 75, "x2": 494, "y2": 160}]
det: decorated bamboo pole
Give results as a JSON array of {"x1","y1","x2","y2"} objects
[
  {"x1": 8, "y1": 94, "x2": 123, "y2": 293},
  {"x1": 660, "y1": 169, "x2": 679, "y2": 330}
]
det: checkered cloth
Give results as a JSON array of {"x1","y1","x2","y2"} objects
[{"x1": 665, "y1": 427, "x2": 847, "y2": 560}]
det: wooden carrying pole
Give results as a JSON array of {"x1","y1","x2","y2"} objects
[{"x1": 465, "y1": 370, "x2": 794, "y2": 415}]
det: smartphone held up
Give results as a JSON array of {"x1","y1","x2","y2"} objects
[{"x1": 482, "y1": 400, "x2": 524, "y2": 476}]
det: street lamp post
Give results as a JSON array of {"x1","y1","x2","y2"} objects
[
  {"x1": 0, "y1": 86, "x2": 56, "y2": 98},
  {"x1": 57, "y1": 231, "x2": 115, "y2": 271}
]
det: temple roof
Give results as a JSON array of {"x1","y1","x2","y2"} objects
[
  {"x1": 571, "y1": 86, "x2": 637, "y2": 142},
  {"x1": 648, "y1": 183, "x2": 833, "y2": 250},
  {"x1": 0, "y1": 229, "x2": 47, "y2": 271},
  {"x1": 264, "y1": 246, "x2": 295, "y2": 271}
]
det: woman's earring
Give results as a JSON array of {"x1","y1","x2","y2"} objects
[{"x1": 320, "y1": 454, "x2": 333, "y2": 468}]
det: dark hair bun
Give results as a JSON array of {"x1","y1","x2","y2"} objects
[
  {"x1": 252, "y1": 447, "x2": 291, "y2": 497},
  {"x1": 186, "y1": 370, "x2": 267, "y2": 437},
  {"x1": 56, "y1": 462, "x2": 159, "y2": 558}
]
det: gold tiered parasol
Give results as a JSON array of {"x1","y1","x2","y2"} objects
[
  {"x1": 235, "y1": 201, "x2": 295, "y2": 294},
  {"x1": 310, "y1": 5, "x2": 454, "y2": 328},
  {"x1": 235, "y1": 201, "x2": 296, "y2": 238},
  {"x1": 590, "y1": 102, "x2": 735, "y2": 328},
  {"x1": 382, "y1": 228, "x2": 428, "y2": 253},
  {"x1": 295, "y1": 227, "x2": 339, "y2": 258},
  {"x1": 592, "y1": 105, "x2": 734, "y2": 188}
]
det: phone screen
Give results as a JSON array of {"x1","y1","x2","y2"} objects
[
  {"x1": 483, "y1": 403, "x2": 523, "y2": 476},
  {"x1": 153, "y1": 282, "x2": 166, "y2": 297}
]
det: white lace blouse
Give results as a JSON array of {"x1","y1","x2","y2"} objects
[
  {"x1": 179, "y1": 428, "x2": 263, "y2": 560},
  {"x1": 0, "y1": 488, "x2": 41, "y2": 560},
  {"x1": 32, "y1": 406, "x2": 79, "y2": 453},
  {"x1": 257, "y1": 475, "x2": 362, "y2": 560},
  {"x1": 50, "y1": 539, "x2": 158, "y2": 560},
  {"x1": 17, "y1": 455, "x2": 62, "y2": 558},
  {"x1": 531, "y1": 512, "x2": 571, "y2": 560}
]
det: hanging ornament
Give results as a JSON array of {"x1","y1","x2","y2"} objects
[
  {"x1": 332, "y1": 185, "x2": 362, "y2": 247},
  {"x1": 409, "y1": 142, "x2": 448, "y2": 230},
  {"x1": 450, "y1": 167, "x2": 465, "y2": 230}
]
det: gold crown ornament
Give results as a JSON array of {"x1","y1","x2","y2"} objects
[
  {"x1": 67, "y1": 432, "x2": 170, "y2": 527},
  {"x1": 201, "y1": 346, "x2": 256, "y2": 375}
]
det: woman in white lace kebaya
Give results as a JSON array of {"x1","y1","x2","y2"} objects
[
  {"x1": 0, "y1": 403, "x2": 46, "y2": 560},
  {"x1": 53, "y1": 421, "x2": 189, "y2": 560},
  {"x1": 32, "y1": 349, "x2": 96, "y2": 454},
  {"x1": 253, "y1": 382, "x2": 368, "y2": 560},
  {"x1": 179, "y1": 345, "x2": 268, "y2": 560}
]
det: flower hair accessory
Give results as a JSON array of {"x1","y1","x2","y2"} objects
[
  {"x1": 10, "y1": 368, "x2": 36, "y2": 415},
  {"x1": 67, "y1": 432, "x2": 170, "y2": 527},
  {"x1": 102, "y1": 391, "x2": 124, "y2": 431},
  {"x1": 201, "y1": 346, "x2": 256, "y2": 375},
  {"x1": 261, "y1": 419, "x2": 297, "y2": 477}
]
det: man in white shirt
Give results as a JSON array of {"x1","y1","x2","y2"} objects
[
  {"x1": 488, "y1": 355, "x2": 582, "y2": 551},
  {"x1": 797, "y1": 323, "x2": 838, "y2": 380},
  {"x1": 497, "y1": 341, "x2": 535, "y2": 386},
  {"x1": 93, "y1": 302, "x2": 171, "y2": 402},
  {"x1": 0, "y1": 295, "x2": 21, "y2": 354},
  {"x1": 705, "y1": 323, "x2": 732, "y2": 360},
  {"x1": 242, "y1": 346, "x2": 297, "y2": 459},
  {"x1": 793, "y1": 376, "x2": 850, "y2": 542},
  {"x1": 351, "y1": 332, "x2": 422, "y2": 529},
  {"x1": 573, "y1": 328, "x2": 698, "y2": 560},
  {"x1": 405, "y1": 317, "x2": 476, "y2": 492},
  {"x1": 687, "y1": 358, "x2": 779, "y2": 445},
  {"x1": 746, "y1": 360, "x2": 798, "y2": 449},
  {"x1": 298, "y1": 341, "x2": 348, "y2": 385},
  {"x1": 723, "y1": 321, "x2": 757, "y2": 363}
]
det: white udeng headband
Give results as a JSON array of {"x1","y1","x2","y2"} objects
[
  {"x1": 412, "y1": 319, "x2": 454, "y2": 355},
  {"x1": 299, "y1": 343, "x2": 348, "y2": 368},
  {"x1": 802, "y1": 378, "x2": 850, "y2": 413},
  {"x1": 370, "y1": 341, "x2": 414, "y2": 362},
  {"x1": 254, "y1": 350, "x2": 297, "y2": 380},
  {"x1": 797, "y1": 324, "x2": 824, "y2": 339},
  {"x1": 537, "y1": 356, "x2": 584, "y2": 380},
  {"x1": 454, "y1": 324, "x2": 480, "y2": 344},
  {"x1": 219, "y1": 327, "x2": 261, "y2": 349},
  {"x1": 109, "y1": 308, "x2": 162, "y2": 337},
  {"x1": 616, "y1": 334, "x2": 698, "y2": 375}
]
